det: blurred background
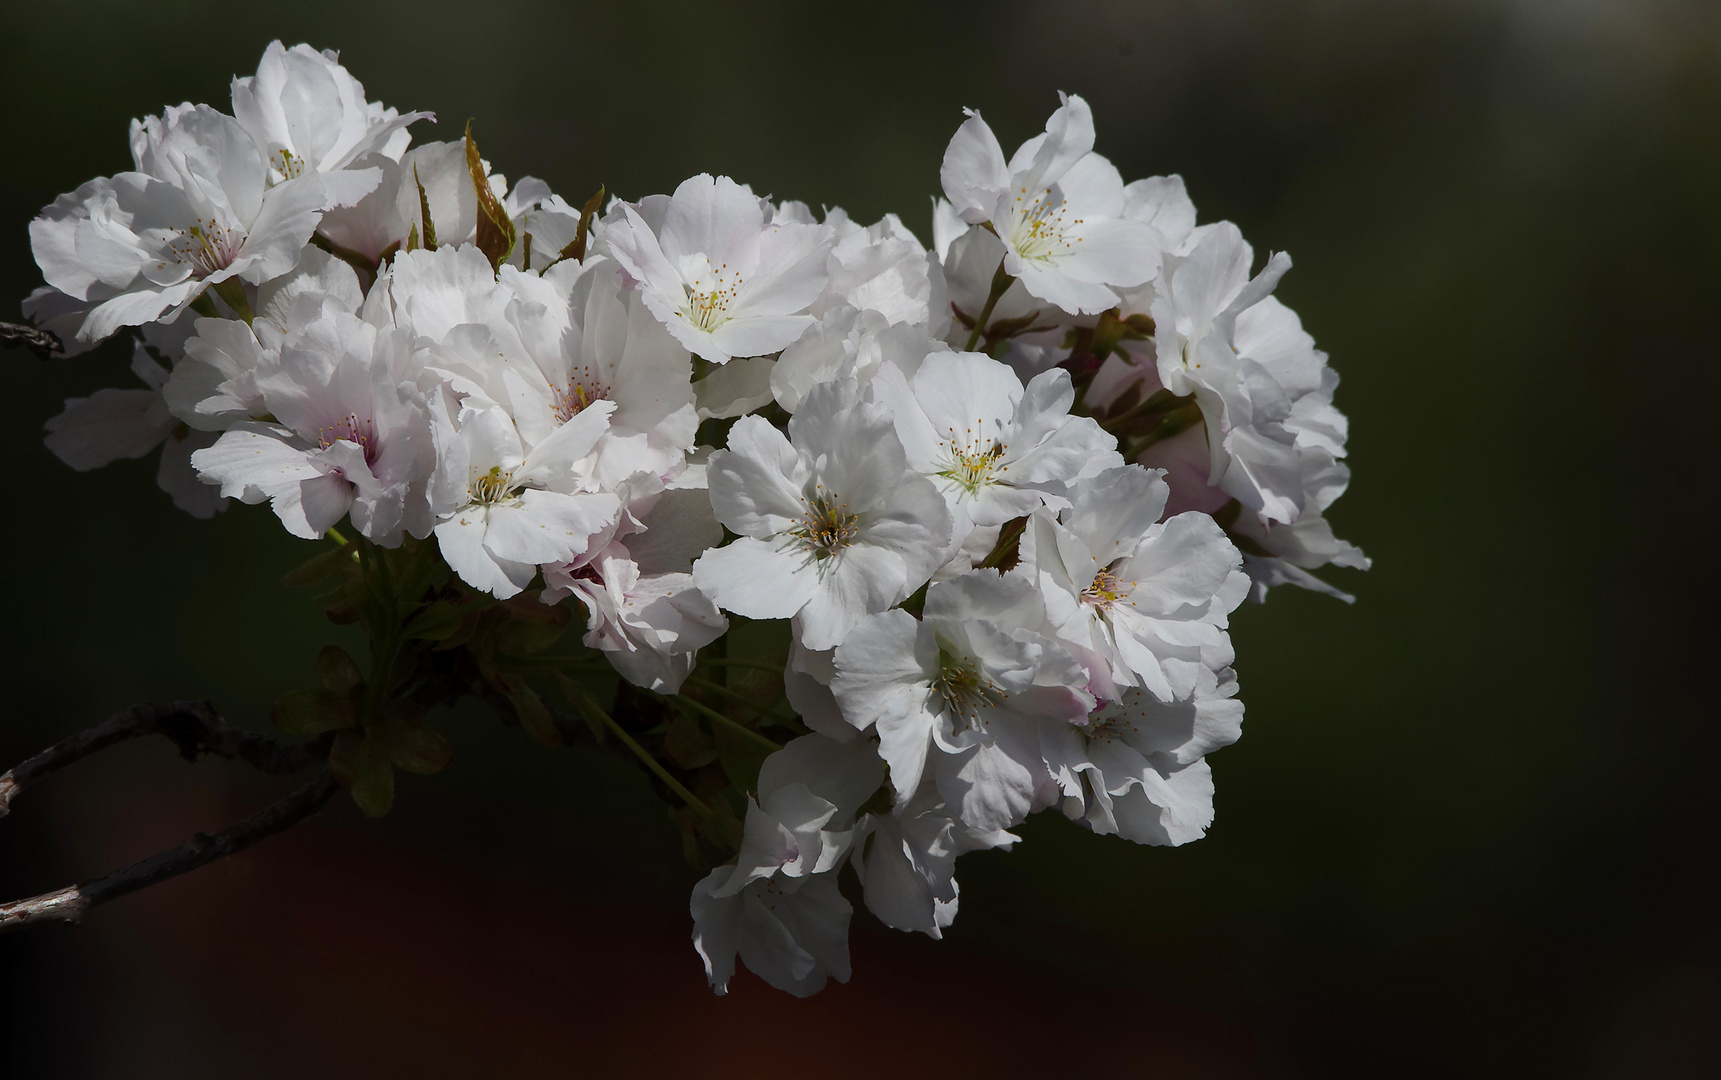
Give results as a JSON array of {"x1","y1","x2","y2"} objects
[{"x1": 2, "y1": 0, "x2": 1719, "y2": 1075}]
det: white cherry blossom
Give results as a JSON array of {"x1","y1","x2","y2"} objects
[
  {"x1": 853, "y1": 780, "x2": 1016, "y2": 939},
  {"x1": 693, "y1": 378, "x2": 953, "y2": 650},
  {"x1": 939, "y1": 93, "x2": 1160, "y2": 315},
  {"x1": 427, "y1": 398, "x2": 619, "y2": 598},
  {"x1": 541, "y1": 480, "x2": 727, "y2": 693},
  {"x1": 831, "y1": 570, "x2": 1091, "y2": 830},
  {"x1": 1041, "y1": 668, "x2": 1243, "y2": 845},
  {"x1": 690, "y1": 733, "x2": 882, "y2": 996},
  {"x1": 1018, "y1": 465, "x2": 1248, "y2": 702},
  {"x1": 31, "y1": 104, "x2": 329, "y2": 344},
  {"x1": 602, "y1": 174, "x2": 831, "y2": 362},
  {"x1": 190, "y1": 313, "x2": 432, "y2": 542},
  {"x1": 872, "y1": 349, "x2": 1121, "y2": 543},
  {"x1": 231, "y1": 40, "x2": 431, "y2": 207}
]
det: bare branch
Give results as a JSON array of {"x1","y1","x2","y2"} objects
[
  {"x1": 0, "y1": 701, "x2": 326, "y2": 819},
  {"x1": 0, "y1": 319, "x2": 63, "y2": 359},
  {"x1": 0, "y1": 769, "x2": 339, "y2": 933}
]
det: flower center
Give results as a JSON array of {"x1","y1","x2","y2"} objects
[
  {"x1": 1081, "y1": 565, "x2": 1134, "y2": 609},
  {"x1": 468, "y1": 465, "x2": 520, "y2": 505},
  {"x1": 169, "y1": 218, "x2": 244, "y2": 278},
  {"x1": 1082, "y1": 701, "x2": 1138, "y2": 745},
  {"x1": 933, "y1": 649, "x2": 1006, "y2": 729},
  {"x1": 318, "y1": 413, "x2": 378, "y2": 467},
  {"x1": 936, "y1": 423, "x2": 1009, "y2": 493},
  {"x1": 273, "y1": 148, "x2": 307, "y2": 181},
  {"x1": 553, "y1": 376, "x2": 610, "y2": 424},
  {"x1": 679, "y1": 259, "x2": 744, "y2": 332},
  {"x1": 1008, "y1": 187, "x2": 1083, "y2": 262},
  {"x1": 790, "y1": 490, "x2": 860, "y2": 559}
]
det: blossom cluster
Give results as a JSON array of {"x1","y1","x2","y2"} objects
[{"x1": 25, "y1": 44, "x2": 1365, "y2": 996}]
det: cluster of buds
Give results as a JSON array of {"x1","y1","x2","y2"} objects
[{"x1": 23, "y1": 42, "x2": 1365, "y2": 995}]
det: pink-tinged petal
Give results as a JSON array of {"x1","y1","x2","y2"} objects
[
  {"x1": 1109, "y1": 759, "x2": 1215, "y2": 846},
  {"x1": 738, "y1": 220, "x2": 831, "y2": 317},
  {"x1": 831, "y1": 610, "x2": 938, "y2": 733},
  {"x1": 1054, "y1": 151, "x2": 1126, "y2": 218},
  {"x1": 1008, "y1": 93, "x2": 1097, "y2": 192},
  {"x1": 189, "y1": 423, "x2": 319, "y2": 503},
  {"x1": 483, "y1": 489, "x2": 619, "y2": 567},
  {"x1": 236, "y1": 174, "x2": 328, "y2": 283},
  {"x1": 658, "y1": 173, "x2": 766, "y2": 271},
  {"x1": 44, "y1": 389, "x2": 172, "y2": 470},
  {"x1": 706, "y1": 416, "x2": 807, "y2": 537},
  {"x1": 434, "y1": 513, "x2": 535, "y2": 598},
  {"x1": 797, "y1": 544, "x2": 910, "y2": 651},
  {"x1": 281, "y1": 472, "x2": 355, "y2": 539},
  {"x1": 692, "y1": 538, "x2": 821, "y2": 620},
  {"x1": 939, "y1": 110, "x2": 1009, "y2": 222},
  {"x1": 1006, "y1": 257, "x2": 1119, "y2": 316},
  {"x1": 707, "y1": 314, "x2": 816, "y2": 361}
]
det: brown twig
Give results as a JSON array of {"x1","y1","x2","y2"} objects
[
  {"x1": 0, "y1": 320, "x2": 64, "y2": 360},
  {"x1": 0, "y1": 701, "x2": 326, "y2": 819},
  {"x1": 0, "y1": 769, "x2": 339, "y2": 933}
]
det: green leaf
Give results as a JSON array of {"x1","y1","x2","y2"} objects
[
  {"x1": 502, "y1": 674, "x2": 561, "y2": 746},
  {"x1": 402, "y1": 599, "x2": 475, "y2": 641},
  {"x1": 331, "y1": 730, "x2": 394, "y2": 817},
  {"x1": 465, "y1": 121, "x2": 516, "y2": 272},
  {"x1": 712, "y1": 722, "x2": 773, "y2": 796},
  {"x1": 271, "y1": 688, "x2": 355, "y2": 735},
  {"x1": 281, "y1": 539, "x2": 359, "y2": 588},
  {"x1": 556, "y1": 674, "x2": 607, "y2": 743}
]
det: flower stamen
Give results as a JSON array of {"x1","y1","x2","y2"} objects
[
  {"x1": 790, "y1": 489, "x2": 859, "y2": 559},
  {"x1": 934, "y1": 649, "x2": 1006, "y2": 730}
]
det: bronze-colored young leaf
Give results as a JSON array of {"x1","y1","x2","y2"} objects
[
  {"x1": 465, "y1": 121, "x2": 516, "y2": 272},
  {"x1": 389, "y1": 728, "x2": 453, "y2": 776},
  {"x1": 316, "y1": 645, "x2": 364, "y2": 697},
  {"x1": 664, "y1": 712, "x2": 718, "y2": 770},
  {"x1": 976, "y1": 516, "x2": 1029, "y2": 571},
  {"x1": 557, "y1": 184, "x2": 605, "y2": 265},
  {"x1": 414, "y1": 164, "x2": 437, "y2": 250}
]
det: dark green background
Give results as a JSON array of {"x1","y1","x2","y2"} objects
[{"x1": 3, "y1": 1, "x2": 1718, "y2": 1075}]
